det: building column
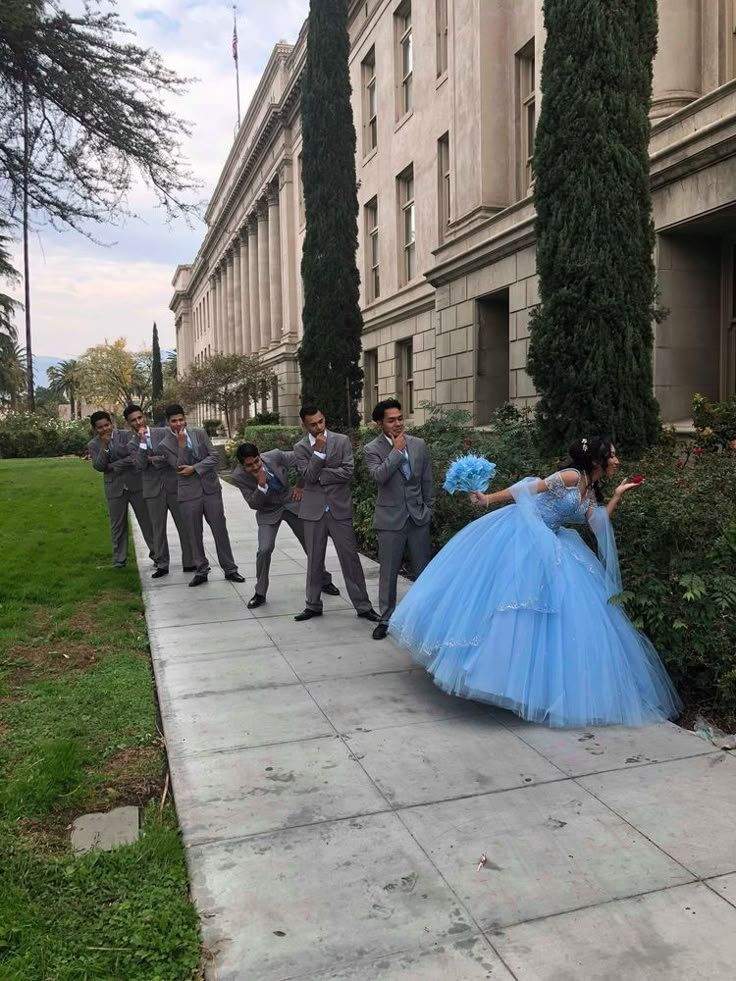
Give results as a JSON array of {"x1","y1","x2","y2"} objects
[
  {"x1": 651, "y1": 0, "x2": 702, "y2": 118},
  {"x1": 218, "y1": 263, "x2": 227, "y2": 354},
  {"x1": 257, "y1": 199, "x2": 272, "y2": 351},
  {"x1": 211, "y1": 271, "x2": 221, "y2": 353},
  {"x1": 232, "y1": 241, "x2": 242, "y2": 355},
  {"x1": 239, "y1": 227, "x2": 251, "y2": 353},
  {"x1": 226, "y1": 251, "x2": 236, "y2": 354},
  {"x1": 247, "y1": 213, "x2": 261, "y2": 352},
  {"x1": 278, "y1": 161, "x2": 299, "y2": 342},
  {"x1": 267, "y1": 182, "x2": 283, "y2": 348}
]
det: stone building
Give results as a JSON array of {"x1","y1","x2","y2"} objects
[{"x1": 172, "y1": 0, "x2": 736, "y2": 428}]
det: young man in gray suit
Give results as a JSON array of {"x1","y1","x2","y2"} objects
[
  {"x1": 230, "y1": 442, "x2": 338, "y2": 608},
  {"x1": 124, "y1": 404, "x2": 195, "y2": 579},
  {"x1": 363, "y1": 398, "x2": 435, "y2": 640},
  {"x1": 293, "y1": 404, "x2": 379, "y2": 623},
  {"x1": 159, "y1": 404, "x2": 245, "y2": 588},
  {"x1": 87, "y1": 410, "x2": 156, "y2": 569}
]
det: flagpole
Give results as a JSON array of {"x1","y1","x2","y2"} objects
[{"x1": 233, "y1": 5, "x2": 241, "y2": 131}]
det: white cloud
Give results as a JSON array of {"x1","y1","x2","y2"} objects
[{"x1": 11, "y1": 0, "x2": 310, "y2": 359}]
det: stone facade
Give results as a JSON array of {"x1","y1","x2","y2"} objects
[{"x1": 172, "y1": 1, "x2": 736, "y2": 428}]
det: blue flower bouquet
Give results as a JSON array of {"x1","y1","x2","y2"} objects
[{"x1": 443, "y1": 454, "x2": 497, "y2": 494}]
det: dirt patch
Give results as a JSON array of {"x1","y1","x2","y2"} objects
[{"x1": 4, "y1": 642, "x2": 100, "y2": 691}]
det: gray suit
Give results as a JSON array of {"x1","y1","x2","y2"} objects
[
  {"x1": 294, "y1": 432, "x2": 372, "y2": 614},
  {"x1": 231, "y1": 449, "x2": 332, "y2": 597},
  {"x1": 159, "y1": 427, "x2": 238, "y2": 577},
  {"x1": 129, "y1": 427, "x2": 194, "y2": 571},
  {"x1": 88, "y1": 430, "x2": 155, "y2": 567},
  {"x1": 364, "y1": 433, "x2": 435, "y2": 623}
]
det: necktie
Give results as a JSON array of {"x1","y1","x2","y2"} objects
[
  {"x1": 400, "y1": 448, "x2": 412, "y2": 480},
  {"x1": 146, "y1": 431, "x2": 152, "y2": 449},
  {"x1": 265, "y1": 467, "x2": 283, "y2": 492},
  {"x1": 185, "y1": 432, "x2": 193, "y2": 450}
]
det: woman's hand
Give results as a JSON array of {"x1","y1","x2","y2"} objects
[
  {"x1": 468, "y1": 491, "x2": 487, "y2": 507},
  {"x1": 614, "y1": 477, "x2": 644, "y2": 498}
]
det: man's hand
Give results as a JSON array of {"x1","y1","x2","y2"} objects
[
  {"x1": 392, "y1": 431, "x2": 407, "y2": 452},
  {"x1": 178, "y1": 465, "x2": 195, "y2": 477},
  {"x1": 314, "y1": 433, "x2": 327, "y2": 453},
  {"x1": 100, "y1": 430, "x2": 113, "y2": 448},
  {"x1": 176, "y1": 428, "x2": 187, "y2": 447},
  {"x1": 135, "y1": 423, "x2": 147, "y2": 440},
  {"x1": 291, "y1": 486, "x2": 304, "y2": 503},
  {"x1": 257, "y1": 466, "x2": 268, "y2": 487}
]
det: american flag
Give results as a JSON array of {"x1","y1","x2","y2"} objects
[{"x1": 232, "y1": 17, "x2": 238, "y2": 63}]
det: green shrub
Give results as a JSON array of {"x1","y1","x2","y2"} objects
[
  {"x1": 250, "y1": 411, "x2": 281, "y2": 426},
  {"x1": 692, "y1": 392, "x2": 736, "y2": 449},
  {"x1": 0, "y1": 413, "x2": 89, "y2": 458},
  {"x1": 202, "y1": 418, "x2": 223, "y2": 437}
]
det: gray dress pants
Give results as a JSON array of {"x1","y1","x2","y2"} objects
[
  {"x1": 303, "y1": 513, "x2": 371, "y2": 614},
  {"x1": 107, "y1": 489, "x2": 155, "y2": 567},
  {"x1": 146, "y1": 491, "x2": 195, "y2": 570},
  {"x1": 181, "y1": 492, "x2": 238, "y2": 577},
  {"x1": 377, "y1": 520, "x2": 432, "y2": 623}
]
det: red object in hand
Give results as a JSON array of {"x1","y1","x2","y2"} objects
[{"x1": 631, "y1": 475, "x2": 644, "y2": 484}]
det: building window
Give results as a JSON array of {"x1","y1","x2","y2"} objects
[
  {"x1": 516, "y1": 40, "x2": 536, "y2": 195},
  {"x1": 364, "y1": 348, "x2": 379, "y2": 412},
  {"x1": 297, "y1": 154, "x2": 305, "y2": 227},
  {"x1": 438, "y1": 132, "x2": 450, "y2": 243},
  {"x1": 365, "y1": 197, "x2": 380, "y2": 302},
  {"x1": 436, "y1": 0, "x2": 448, "y2": 77},
  {"x1": 398, "y1": 165, "x2": 415, "y2": 284},
  {"x1": 396, "y1": 2, "x2": 413, "y2": 117},
  {"x1": 362, "y1": 47, "x2": 377, "y2": 154},
  {"x1": 397, "y1": 338, "x2": 414, "y2": 415}
]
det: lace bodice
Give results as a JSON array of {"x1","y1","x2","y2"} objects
[{"x1": 535, "y1": 471, "x2": 593, "y2": 532}]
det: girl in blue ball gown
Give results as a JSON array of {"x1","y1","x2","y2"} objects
[{"x1": 388, "y1": 437, "x2": 681, "y2": 728}]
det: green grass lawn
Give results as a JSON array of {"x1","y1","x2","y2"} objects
[{"x1": 0, "y1": 459, "x2": 201, "y2": 981}]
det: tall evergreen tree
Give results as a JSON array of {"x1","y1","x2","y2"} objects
[
  {"x1": 298, "y1": 0, "x2": 363, "y2": 429},
  {"x1": 151, "y1": 322, "x2": 163, "y2": 421},
  {"x1": 527, "y1": 0, "x2": 661, "y2": 454}
]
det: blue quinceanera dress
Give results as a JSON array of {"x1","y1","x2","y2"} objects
[{"x1": 388, "y1": 471, "x2": 681, "y2": 728}]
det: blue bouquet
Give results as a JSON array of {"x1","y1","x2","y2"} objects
[{"x1": 443, "y1": 454, "x2": 497, "y2": 494}]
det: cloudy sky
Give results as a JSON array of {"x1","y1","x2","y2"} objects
[{"x1": 16, "y1": 0, "x2": 309, "y2": 360}]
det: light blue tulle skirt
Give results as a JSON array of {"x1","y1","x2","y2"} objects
[{"x1": 388, "y1": 504, "x2": 681, "y2": 728}]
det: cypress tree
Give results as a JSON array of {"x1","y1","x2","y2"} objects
[
  {"x1": 151, "y1": 321, "x2": 163, "y2": 420},
  {"x1": 298, "y1": 0, "x2": 363, "y2": 429},
  {"x1": 527, "y1": 0, "x2": 660, "y2": 454}
]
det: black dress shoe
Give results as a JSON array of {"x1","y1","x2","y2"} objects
[
  {"x1": 183, "y1": 565, "x2": 196, "y2": 573},
  {"x1": 152, "y1": 568, "x2": 170, "y2": 579},
  {"x1": 294, "y1": 609, "x2": 323, "y2": 621},
  {"x1": 188, "y1": 574, "x2": 208, "y2": 587},
  {"x1": 225, "y1": 572, "x2": 246, "y2": 583},
  {"x1": 322, "y1": 583, "x2": 340, "y2": 596},
  {"x1": 357, "y1": 608, "x2": 380, "y2": 622},
  {"x1": 247, "y1": 593, "x2": 266, "y2": 609},
  {"x1": 372, "y1": 623, "x2": 389, "y2": 641}
]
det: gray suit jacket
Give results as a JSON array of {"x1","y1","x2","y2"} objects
[
  {"x1": 364, "y1": 434, "x2": 435, "y2": 531},
  {"x1": 231, "y1": 449, "x2": 301, "y2": 526},
  {"x1": 129, "y1": 427, "x2": 178, "y2": 499},
  {"x1": 88, "y1": 430, "x2": 141, "y2": 499},
  {"x1": 159, "y1": 427, "x2": 221, "y2": 502},
  {"x1": 294, "y1": 432, "x2": 355, "y2": 522}
]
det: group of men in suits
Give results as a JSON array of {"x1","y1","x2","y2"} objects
[
  {"x1": 88, "y1": 404, "x2": 245, "y2": 586},
  {"x1": 230, "y1": 399, "x2": 435, "y2": 640},
  {"x1": 88, "y1": 397, "x2": 435, "y2": 641}
]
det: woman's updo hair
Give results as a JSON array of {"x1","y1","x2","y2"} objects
[{"x1": 567, "y1": 436, "x2": 613, "y2": 502}]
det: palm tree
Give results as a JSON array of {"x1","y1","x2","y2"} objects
[
  {"x1": 0, "y1": 336, "x2": 26, "y2": 409},
  {"x1": 47, "y1": 358, "x2": 82, "y2": 418}
]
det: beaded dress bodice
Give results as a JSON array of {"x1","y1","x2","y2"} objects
[{"x1": 535, "y1": 471, "x2": 594, "y2": 532}]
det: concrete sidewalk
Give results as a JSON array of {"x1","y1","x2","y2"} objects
[{"x1": 135, "y1": 482, "x2": 736, "y2": 981}]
